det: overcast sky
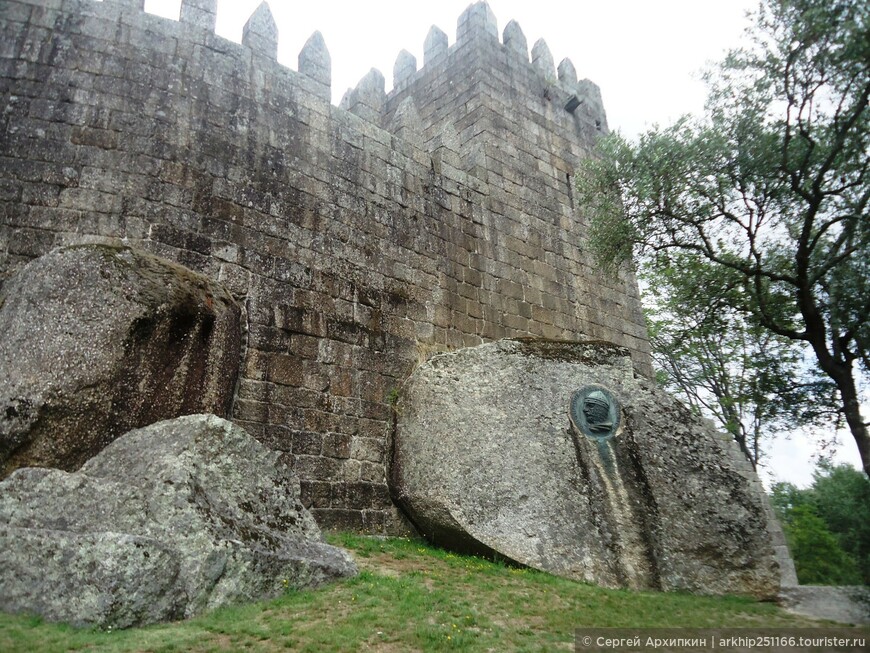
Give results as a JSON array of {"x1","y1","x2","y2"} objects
[{"x1": 139, "y1": 0, "x2": 863, "y2": 486}]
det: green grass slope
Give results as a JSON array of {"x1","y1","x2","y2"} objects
[{"x1": 0, "y1": 534, "x2": 828, "y2": 652}]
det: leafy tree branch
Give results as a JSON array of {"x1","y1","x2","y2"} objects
[{"x1": 577, "y1": 0, "x2": 870, "y2": 475}]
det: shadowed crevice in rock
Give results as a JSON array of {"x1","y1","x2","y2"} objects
[
  {"x1": 569, "y1": 424, "x2": 662, "y2": 590},
  {"x1": 0, "y1": 244, "x2": 242, "y2": 478}
]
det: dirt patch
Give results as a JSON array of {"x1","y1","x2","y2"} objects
[{"x1": 350, "y1": 551, "x2": 447, "y2": 589}]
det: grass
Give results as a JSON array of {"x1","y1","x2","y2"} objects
[{"x1": 0, "y1": 534, "x2": 832, "y2": 652}]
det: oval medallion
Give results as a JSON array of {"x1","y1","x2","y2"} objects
[{"x1": 569, "y1": 385, "x2": 621, "y2": 440}]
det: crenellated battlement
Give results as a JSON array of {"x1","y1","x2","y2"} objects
[
  {"x1": 0, "y1": 0, "x2": 650, "y2": 533},
  {"x1": 92, "y1": 0, "x2": 607, "y2": 167},
  {"x1": 58, "y1": 0, "x2": 609, "y2": 178},
  {"x1": 78, "y1": 0, "x2": 330, "y2": 98},
  {"x1": 339, "y1": 1, "x2": 608, "y2": 158}
]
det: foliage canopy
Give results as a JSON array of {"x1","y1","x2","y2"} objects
[
  {"x1": 644, "y1": 254, "x2": 837, "y2": 469},
  {"x1": 577, "y1": 0, "x2": 870, "y2": 475},
  {"x1": 771, "y1": 462, "x2": 870, "y2": 584}
]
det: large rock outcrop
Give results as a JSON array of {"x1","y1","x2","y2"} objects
[
  {"x1": 0, "y1": 414, "x2": 358, "y2": 628},
  {"x1": 0, "y1": 244, "x2": 242, "y2": 477},
  {"x1": 390, "y1": 339, "x2": 781, "y2": 599}
]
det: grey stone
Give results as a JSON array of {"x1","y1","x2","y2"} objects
[
  {"x1": 0, "y1": 244, "x2": 242, "y2": 478},
  {"x1": 390, "y1": 339, "x2": 781, "y2": 599},
  {"x1": 779, "y1": 586, "x2": 870, "y2": 625},
  {"x1": 103, "y1": 0, "x2": 145, "y2": 9},
  {"x1": 428, "y1": 122, "x2": 462, "y2": 174},
  {"x1": 502, "y1": 20, "x2": 528, "y2": 60},
  {"x1": 298, "y1": 31, "x2": 331, "y2": 99},
  {"x1": 558, "y1": 57, "x2": 578, "y2": 86},
  {"x1": 577, "y1": 78, "x2": 608, "y2": 130},
  {"x1": 457, "y1": 1, "x2": 498, "y2": 43},
  {"x1": 531, "y1": 39, "x2": 556, "y2": 81},
  {"x1": 242, "y1": 1, "x2": 278, "y2": 60},
  {"x1": 393, "y1": 49, "x2": 417, "y2": 89},
  {"x1": 388, "y1": 97, "x2": 422, "y2": 147},
  {"x1": 339, "y1": 68, "x2": 386, "y2": 124},
  {"x1": 180, "y1": 0, "x2": 217, "y2": 32},
  {"x1": 0, "y1": 414, "x2": 358, "y2": 628},
  {"x1": 424, "y1": 25, "x2": 448, "y2": 66},
  {"x1": 0, "y1": 528, "x2": 186, "y2": 628}
]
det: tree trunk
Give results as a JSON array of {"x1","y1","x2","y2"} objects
[
  {"x1": 813, "y1": 348, "x2": 870, "y2": 478},
  {"x1": 840, "y1": 380, "x2": 870, "y2": 479},
  {"x1": 795, "y1": 274, "x2": 869, "y2": 478},
  {"x1": 733, "y1": 422, "x2": 757, "y2": 470}
]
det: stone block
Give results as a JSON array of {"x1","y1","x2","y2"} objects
[
  {"x1": 502, "y1": 20, "x2": 527, "y2": 60},
  {"x1": 388, "y1": 97, "x2": 422, "y2": 147},
  {"x1": 456, "y1": 1, "x2": 498, "y2": 43},
  {"x1": 300, "y1": 479, "x2": 331, "y2": 509},
  {"x1": 242, "y1": 2, "x2": 278, "y2": 60},
  {"x1": 351, "y1": 436, "x2": 386, "y2": 463},
  {"x1": 0, "y1": 245, "x2": 241, "y2": 477},
  {"x1": 424, "y1": 25, "x2": 448, "y2": 66},
  {"x1": 180, "y1": 0, "x2": 217, "y2": 32},
  {"x1": 531, "y1": 39, "x2": 556, "y2": 82},
  {"x1": 312, "y1": 508, "x2": 365, "y2": 532},
  {"x1": 392, "y1": 49, "x2": 416, "y2": 89},
  {"x1": 339, "y1": 68, "x2": 386, "y2": 124},
  {"x1": 557, "y1": 57, "x2": 578, "y2": 86},
  {"x1": 103, "y1": 0, "x2": 145, "y2": 9},
  {"x1": 292, "y1": 431, "x2": 323, "y2": 456},
  {"x1": 298, "y1": 31, "x2": 331, "y2": 101},
  {"x1": 322, "y1": 432, "x2": 352, "y2": 459}
]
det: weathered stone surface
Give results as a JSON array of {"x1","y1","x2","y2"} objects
[
  {"x1": 180, "y1": 0, "x2": 217, "y2": 31},
  {"x1": 424, "y1": 25, "x2": 448, "y2": 65},
  {"x1": 298, "y1": 31, "x2": 331, "y2": 99},
  {"x1": 0, "y1": 414, "x2": 357, "y2": 628},
  {"x1": 0, "y1": 528, "x2": 185, "y2": 628},
  {"x1": 577, "y1": 78, "x2": 608, "y2": 130},
  {"x1": 531, "y1": 39, "x2": 556, "y2": 81},
  {"x1": 242, "y1": 1, "x2": 278, "y2": 59},
  {"x1": 389, "y1": 97, "x2": 423, "y2": 147},
  {"x1": 0, "y1": 245, "x2": 241, "y2": 478},
  {"x1": 340, "y1": 68, "x2": 387, "y2": 124},
  {"x1": 779, "y1": 586, "x2": 870, "y2": 625},
  {"x1": 502, "y1": 20, "x2": 528, "y2": 60},
  {"x1": 457, "y1": 0, "x2": 499, "y2": 43},
  {"x1": 105, "y1": 0, "x2": 145, "y2": 9},
  {"x1": 558, "y1": 57, "x2": 578, "y2": 86},
  {"x1": 393, "y1": 49, "x2": 417, "y2": 89},
  {"x1": 390, "y1": 339, "x2": 781, "y2": 598}
]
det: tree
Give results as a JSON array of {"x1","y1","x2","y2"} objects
[
  {"x1": 645, "y1": 255, "x2": 837, "y2": 469},
  {"x1": 770, "y1": 463, "x2": 870, "y2": 584},
  {"x1": 577, "y1": 0, "x2": 870, "y2": 475},
  {"x1": 809, "y1": 462, "x2": 870, "y2": 582},
  {"x1": 778, "y1": 504, "x2": 862, "y2": 585}
]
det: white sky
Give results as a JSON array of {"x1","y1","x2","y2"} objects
[{"x1": 137, "y1": 0, "x2": 864, "y2": 486}]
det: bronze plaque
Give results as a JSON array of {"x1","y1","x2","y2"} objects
[{"x1": 569, "y1": 385, "x2": 621, "y2": 440}]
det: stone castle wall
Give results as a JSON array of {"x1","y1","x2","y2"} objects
[{"x1": 0, "y1": 0, "x2": 651, "y2": 532}]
